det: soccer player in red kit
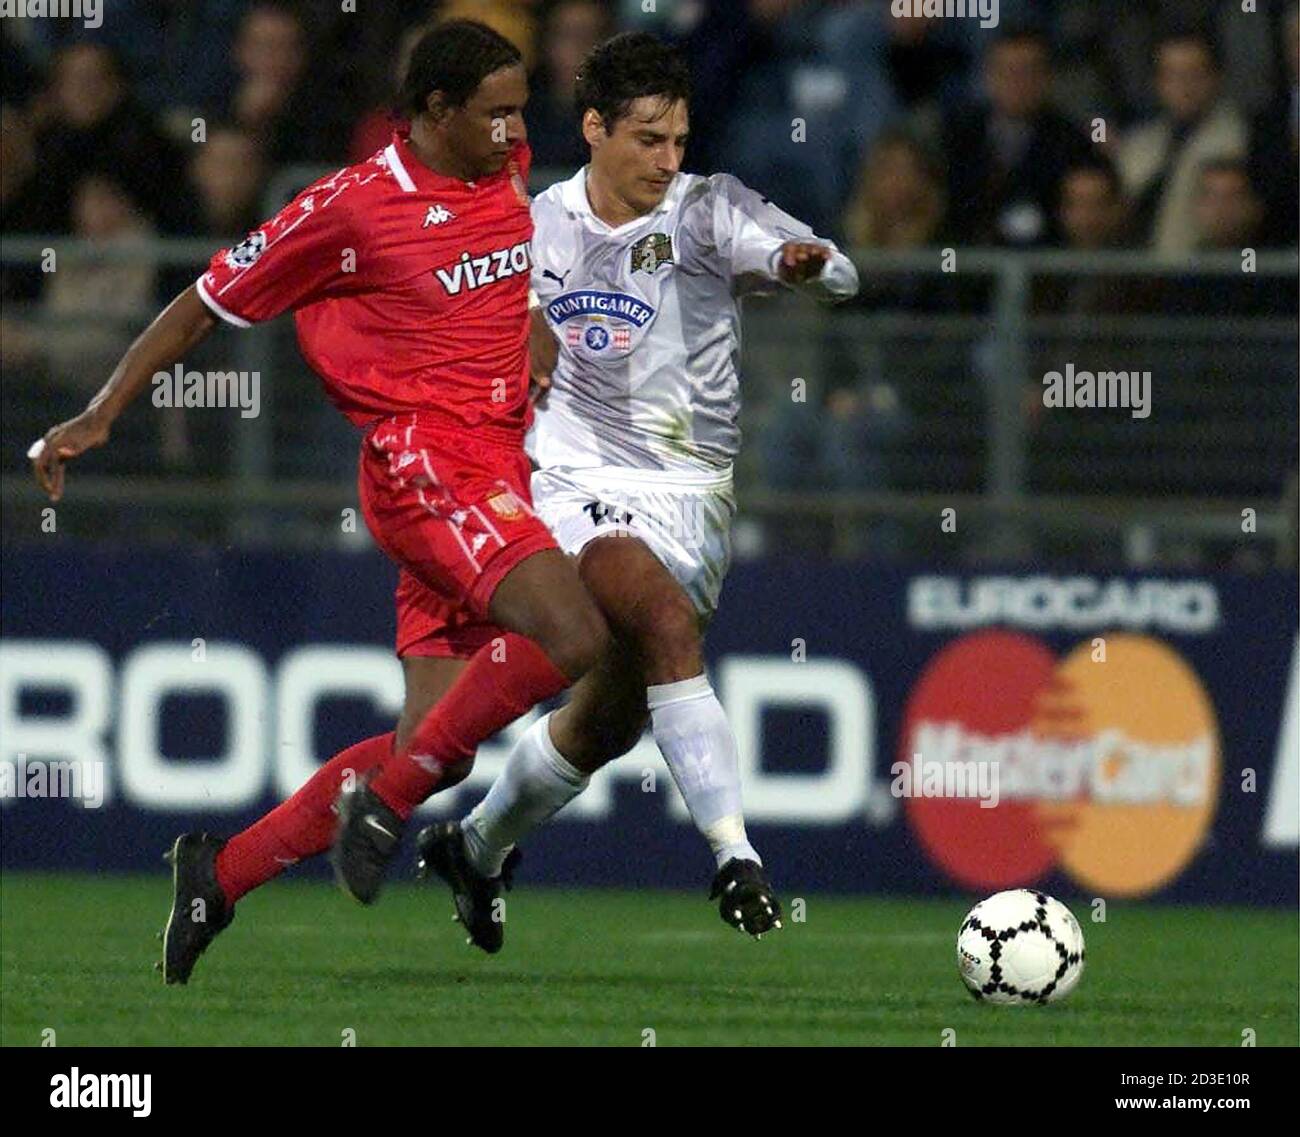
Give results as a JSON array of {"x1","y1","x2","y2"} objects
[{"x1": 29, "y1": 20, "x2": 609, "y2": 983}]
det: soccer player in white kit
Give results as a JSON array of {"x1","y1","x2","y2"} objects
[{"x1": 416, "y1": 32, "x2": 859, "y2": 951}]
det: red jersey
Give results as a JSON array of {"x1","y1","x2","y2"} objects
[{"x1": 196, "y1": 133, "x2": 534, "y2": 442}]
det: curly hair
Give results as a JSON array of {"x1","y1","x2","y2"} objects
[{"x1": 397, "y1": 19, "x2": 523, "y2": 116}]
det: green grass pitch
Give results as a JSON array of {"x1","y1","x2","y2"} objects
[{"x1": 2, "y1": 873, "x2": 1296, "y2": 1047}]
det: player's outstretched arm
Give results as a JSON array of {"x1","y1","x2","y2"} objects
[
  {"x1": 707, "y1": 173, "x2": 859, "y2": 302},
  {"x1": 776, "y1": 240, "x2": 836, "y2": 286},
  {"x1": 31, "y1": 284, "x2": 217, "y2": 501}
]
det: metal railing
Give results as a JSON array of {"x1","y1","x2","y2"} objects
[{"x1": 2, "y1": 228, "x2": 1296, "y2": 566}]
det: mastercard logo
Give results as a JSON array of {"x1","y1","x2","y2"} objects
[{"x1": 899, "y1": 631, "x2": 1220, "y2": 897}]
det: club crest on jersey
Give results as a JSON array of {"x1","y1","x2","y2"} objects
[
  {"x1": 508, "y1": 158, "x2": 529, "y2": 206},
  {"x1": 630, "y1": 232, "x2": 673, "y2": 274},
  {"x1": 226, "y1": 230, "x2": 266, "y2": 269},
  {"x1": 486, "y1": 489, "x2": 524, "y2": 520},
  {"x1": 435, "y1": 241, "x2": 531, "y2": 295}
]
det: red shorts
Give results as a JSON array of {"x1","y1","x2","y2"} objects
[{"x1": 359, "y1": 413, "x2": 557, "y2": 659}]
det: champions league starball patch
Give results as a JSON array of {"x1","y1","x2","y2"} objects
[
  {"x1": 630, "y1": 232, "x2": 673, "y2": 274},
  {"x1": 226, "y1": 231, "x2": 267, "y2": 269}
]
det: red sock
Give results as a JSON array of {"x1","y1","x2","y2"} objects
[
  {"x1": 215, "y1": 732, "x2": 394, "y2": 903},
  {"x1": 369, "y1": 633, "x2": 570, "y2": 818}
]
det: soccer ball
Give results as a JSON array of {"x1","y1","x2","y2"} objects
[{"x1": 956, "y1": 889, "x2": 1085, "y2": 1005}]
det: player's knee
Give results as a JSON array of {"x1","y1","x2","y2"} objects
[
  {"x1": 639, "y1": 591, "x2": 702, "y2": 677},
  {"x1": 539, "y1": 601, "x2": 611, "y2": 681},
  {"x1": 439, "y1": 755, "x2": 474, "y2": 789}
]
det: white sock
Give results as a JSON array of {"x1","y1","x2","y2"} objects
[
  {"x1": 648, "y1": 674, "x2": 760, "y2": 869},
  {"x1": 462, "y1": 712, "x2": 589, "y2": 877}
]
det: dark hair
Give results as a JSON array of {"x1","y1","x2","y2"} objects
[
  {"x1": 397, "y1": 19, "x2": 522, "y2": 117},
  {"x1": 574, "y1": 32, "x2": 690, "y2": 129}
]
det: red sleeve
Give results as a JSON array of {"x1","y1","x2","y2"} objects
[{"x1": 195, "y1": 176, "x2": 362, "y2": 327}]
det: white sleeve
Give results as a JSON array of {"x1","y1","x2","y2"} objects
[{"x1": 708, "y1": 173, "x2": 859, "y2": 302}]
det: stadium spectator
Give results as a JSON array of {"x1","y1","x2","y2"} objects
[
  {"x1": 1058, "y1": 158, "x2": 1133, "y2": 251},
  {"x1": 877, "y1": 6, "x2": 977, "y2": 134},
  {"x1": 1248, "y1": 2, "x2": 1299, "y2": 248},
  {"x1": 1027, "y1": 158, "x2": 1154, "y2": 485},
  {"x1": 526, "y1": 0, "x2": 613, "y2": 171},
  {"x1": 1117, "y1": 27, "x2": 1248, "y2": 257},
  {"x1": 757, "y1": 368, "x2": 912, "y2": 556},
  {"x1": 34, "y1": 42, "x2": 196, "y2": 234},
  {"x1": 939, "y1": 27, "x2": 1094, "y2": 247},
  {"x1": 40, "y1": 175, "x2": 157, "y2": 377},
  {"x1": 1192, "y1": 158, "x2": 1265, "y2": 251},
  {"x1": 840, "y1": 129, "x2": 982, "y2": 314},
  {"x1": 0, "y1": 103, "x2": 47, "y2": 368},
  {"x1": 63, "y1": 0, "x2": 247, "y2": 129},
  {"x1": 220, "y1": 1, "x2": 346, "y2": 165},
  {"x1": 190, "y1": 125, "x2": 269, "y2": 239},
  {"x1": 0, "y1": 104, "x2": 59, "y2": 304},
  {"x1": 714, "y1": 0, "x2": 896, "y2": 239},
  {"x1": 844, "y1": 129, "x2": 946, "y2": 250},
  {"x1": 1, "y1": 24, "x2": 40, "y2": 106}
]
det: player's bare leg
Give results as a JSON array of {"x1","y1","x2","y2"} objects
[
  {"x1": 439, "y1": 534, "x2": 781, "y2": 948},
  {"x1": 569, "y1": 536, "x2": 780, "y2": 935},
  {"x1": 161, "y1": 656, "x2": 467, "y2": 984},
  {"x1": 334, "y1": 549, "x2": 609, "y2": 903}
]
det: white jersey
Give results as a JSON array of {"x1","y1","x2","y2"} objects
[{"x1": 526, "y1": 168, "x2": 859, "y2": 482}]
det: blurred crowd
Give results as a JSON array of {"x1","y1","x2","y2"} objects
[
  {"x1": 1, "y1": 0, "x2": 1297, "y2": 555},
  {"x1": 2, "y1": 0, "x2": 1296, "y2": 252}
]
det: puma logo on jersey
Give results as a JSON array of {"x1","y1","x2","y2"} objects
[
  {"x1": 541, "y1": 268, "x2": 570, "y2": 286},
  {"x1": 423, "y1": 204, "x2": 455, "y2": 227},
  {"x1": 435, "y1": 241, "x2": 531, "y2": 295}
]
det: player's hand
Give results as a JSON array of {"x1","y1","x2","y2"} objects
[
  {"x1": 529, "y1": 369, "x2": 552, "y2": 408},
  {"x1": 528, "y1": 304, "x2": 558, "y2": 407},
  {"x1": 777, "y1": 241, "x2": 831, "y2": 284},
  {"x1": 30, "y1": 409, "x2": 110, "y2": 502}
]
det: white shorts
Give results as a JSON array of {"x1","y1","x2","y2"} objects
[{"x1": 530, "y1": 465, "x2": 736, "y2": 618}]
